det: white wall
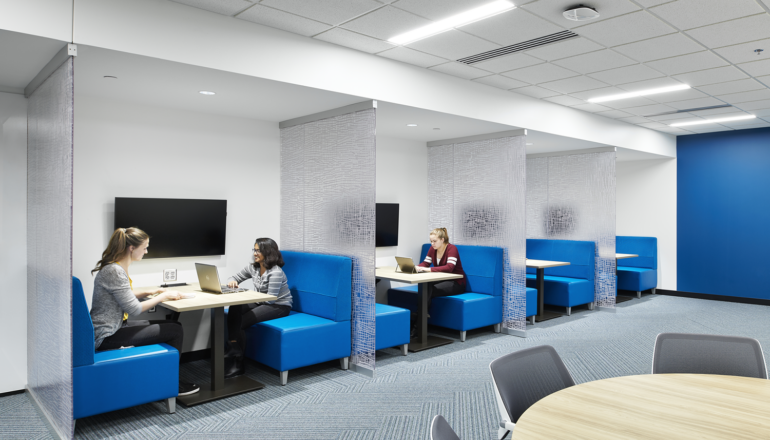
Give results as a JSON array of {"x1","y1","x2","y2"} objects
[
  {"x1": 0, "y1": 92, "x2": 28, "y2": 393},
  {"x1": 375, "y1": 135, "x2": 428, "y2": 303},
  {"x1": 616, "y1": 158, "x2": 677, "y2": 290},
  {"x1": 73, "y1": 95, "x2": 280, "y2": 351}
]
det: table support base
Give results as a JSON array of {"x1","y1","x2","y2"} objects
[
  {"x1": 615, "y1": 295, "x2": 635, "y2": 304},
  {"x1": 177, "y1": 375, "x2": 265, "y2": 407},
  {"x1": 408, "y1": 335, "x2": 453, "y2": 352},
  {"x1": 535, "y1": 311, "x2": 563, "y2": 322}
]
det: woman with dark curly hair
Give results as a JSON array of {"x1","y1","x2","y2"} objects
[{"x1": 224, "y1": 237, "x2": 292, "y2": 378}]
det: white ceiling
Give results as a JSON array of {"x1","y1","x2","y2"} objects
[
  {"x1": 167, "y1": 0, "x2": 770, "y2": 135},
  {"x1": 0, "y1": 29, "x2": 66, "y2": 94}
]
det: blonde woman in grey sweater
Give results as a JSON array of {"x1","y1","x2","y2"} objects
[{"x1": 90, "y1": 227, "x2": 199, "y2": 396}]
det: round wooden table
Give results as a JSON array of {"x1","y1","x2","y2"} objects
[{"x1": 511, "y1": 374, "x2": 770, "y2": 439}]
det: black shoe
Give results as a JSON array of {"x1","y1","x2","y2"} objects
[
  {"x1": 179, "y1": 382, "x2": 200, "y2": 396},
  {"x1": 225, "y1": 356, "x2": 245, "y2": 378}
]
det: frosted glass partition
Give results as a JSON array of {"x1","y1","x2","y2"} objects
[
  {"x1": 27, "y1": 57, "x2": 74, "y2": 438},
  {"x1": 280, "y1": 102, "x2": 376, "y2": 375},
  {"x1": 526, "y1": 149, "x2": 616, "y2": 308},
  {"x1": 427, "y1": 132, "x2": 527, "y2": 335}
]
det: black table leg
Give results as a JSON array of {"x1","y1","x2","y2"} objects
[
  {"x1": 408, "y1": 282, "x2": 453, "y2": 352},
  {"x1": 177, "y1": 307, "x2": 265, "y2": 406},
  {"x1": 614, "y1": 258, "x2": 634, "y2": 303},
  {"x1": 535, "y1": 268, "x2": 562, "y2": 322}
]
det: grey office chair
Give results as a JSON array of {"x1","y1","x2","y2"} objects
[
  {"x1": 489, "y1": 345, "x2": 575, "y2": 440},
  {"x1": 430, "y1": 415, "x2": 460, "y2": 440},
  {"x1": 652, "y1": 332, "x2": 767, "y2": 378}
]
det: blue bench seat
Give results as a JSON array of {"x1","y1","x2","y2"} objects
[
  {"x1": 375, "y1": 303, "x2": 409, "y2": 355},
  {"x1": 617, "y1": 236, "x2": 658, "y2": 297},
  {"x1": 526, "y1": 239, "x2": 596, "y2": 314}
]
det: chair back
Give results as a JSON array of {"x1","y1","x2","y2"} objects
[
  {"x1": 281, "y1": 251, "x2": 352, "y2": 322},
  {"x1": 420, "y1": 243, "x2": 503, "y2": 296},
  {"x1": 526, "y1": 239, "x2": 595, "y2": 282},
  {"x1": 489, "y1": 345, "x2": 575, "y2": 424},
  {"x1": 430, "y1": 415, "x2": 460, "y2": 440},
  {"x1": 72, "y1": 277, "x2": 95, "y2": 367},
  {"x1": 616, "y1": 236, "x2": 657, "y2": 269},
  {"x1": 652, "y1": 333, "x2": 767, "y2": 378}
]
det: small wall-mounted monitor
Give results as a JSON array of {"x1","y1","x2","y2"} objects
[
  {"x1": 376, "y1": 203, "x2": 399, "y2": 247},
  {"x1": 114, "y1": 197, "x2": 227, "y2": 259}
]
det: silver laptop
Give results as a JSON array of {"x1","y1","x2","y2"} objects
[
  {"x1": 395, "y1": 256, "x2": 427, "y2": 274},
  {"x1": 194, "y1": 263, "x2": 247, "y2": 294}
]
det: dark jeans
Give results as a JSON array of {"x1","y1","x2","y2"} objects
[
  {"x1": 227, "y1": 303, "x2": 291, "y2": 355},
  {"x1": 99, "y1": 320, "x2": 184, "y2": 354},
  {"x1": 428, "y1": 280, "x2": 465, "y2": 311}
]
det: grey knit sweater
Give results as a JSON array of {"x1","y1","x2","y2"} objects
[
  {"x1": 228, "y1": 264, "x2": 292, "y2": 307},
  {"x1": 91, "y1": 263, "x2": 142, "y2": 349}
]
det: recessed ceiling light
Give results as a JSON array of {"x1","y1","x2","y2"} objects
[
  {"x1": 103, "y1": 75, "x2": 117, "y2": 79},
  {"x1": 407, "y1": 124, "x2": 418, "y2": 127},
  {"x1": 388, "y1": 1, "x2": 515, "y2": 45},
  {"x1": 199, "y1": 91, "x2": 216, "y2": 95},
  {"x1": 563, "y1": 5, "x2": 600, "y2": 21},
  {"x1": 587, "y1": 84, "x2": 690, "y2": 103},
  {"x1": 669, "y1": 114, "x2": 756, "y2": 127}
]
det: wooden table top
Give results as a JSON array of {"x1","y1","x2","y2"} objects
[
  {"x1": 375, "y1": 266, "x2": 463, "y2": 284},
  {"x1": 616, "y1": 253, "x2": 639, "y2": 259},
  {"x1": 144, "y1": 283, "x2": 276, "y2": 312},
  {"x1": 526, "y1": 259, "x2": 570, "y2": 269},
  {"x1": 512, "y1": 374, "x2": 770, "y2": 440}
]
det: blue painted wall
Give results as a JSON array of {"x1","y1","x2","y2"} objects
[{"x1": 678, "y1": 127, "x2": 770, "y2": 300}]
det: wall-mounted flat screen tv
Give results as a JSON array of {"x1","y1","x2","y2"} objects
[
  {"x1": 114, "y1": 197, "x2": 227, "y2": 259},
  {"x1": 376, "y1": 203, "x2": 399, "y2": 247}
]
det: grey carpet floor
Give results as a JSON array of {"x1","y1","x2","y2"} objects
[{"x1": 2, "y1": 294, "x2": 769, "y2": 439}]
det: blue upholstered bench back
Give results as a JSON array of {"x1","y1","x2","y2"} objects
[
  {"x1": 616, "y1": 236, "x2": 657, "y2": 270},
  {"x1": 420, "y1": 244, "x2": 503, "y2": 296},
  {"x1": 526, "y1": 239, "x2": 595, "y2": 282},
  {"x1": 281, "y1": 251, "x2": 352, "y2": 322},
  {"x1": 73, "y1": 277, "x2": 95, "y2": 368}
]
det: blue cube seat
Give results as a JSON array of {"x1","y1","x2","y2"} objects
[
  {"x1": 616, "y1": 236, "x2": 658, "y2": 297},
  {"x1": 73, "y1": 277, "x2": 178, "y2": 420},
  {"x1": 375, "y1": 304, "x2": 409, "y2": 354},
  {"x1": 243, "y1": 251, "x2": 352, "y2": 385},
  {"x1": 526, "y1": 239, "x2": 596, "y2": 311},
  {"x1": 525, "y1": 287, "x2": 538, "y2": 318}
]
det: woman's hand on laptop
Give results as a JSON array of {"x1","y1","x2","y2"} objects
[{"x1": 227, "y1": 281, "x2": 239, "y2": 288}]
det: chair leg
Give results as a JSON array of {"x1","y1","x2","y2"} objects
[
  {"x1": 566, "y1": 306, "x2": 571, "y2": 316},
  {"x1": 529, "y1": 315, "x2": 535, "y2": 325},
  {"x1": 652, "y1": 288, "x2": 656, "y2": 294},
  {"x1": 164, "y1": 397, "x2": 176, "y2": 414},
  {"x1": 340, "y1": 357, "x2": 349, "y2": 370},
  {"x1": 588, "y1": 302, "x2": 595, "y2": 310},
  {"x1": 280, "y1": 370, "x2": 288, "y2": 386},
  {"x1": 493, "y1": 323, "x2": 501, "y2": 333},
  {"x1": 637, "y1": 291, "x2": 641, "y2": 298},
  {"x1": 400, "y1": 344, "x2": 408, "y2": 356},
  {"x1": 460, "y1": 331, "x2": 466, "y2": 342}
]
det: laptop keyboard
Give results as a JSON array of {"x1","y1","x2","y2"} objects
[{"x1": 221, "y1": 285, "x2": 248, "y2": 293}]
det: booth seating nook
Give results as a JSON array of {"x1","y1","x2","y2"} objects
[
  {"x1": 72, "y1": 277, "x2": 178, "y2": 420},
  {"x1": 526, "y1": 239, "x2": 596, "y2": 315},
  {"x1": 616, "y1": 236, "x2": 658, "y2": 297}
]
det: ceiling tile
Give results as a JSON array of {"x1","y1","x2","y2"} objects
[
  {"x1": 525, "y1": 38, "x2": 604, "y2": 62},
  {"x1": 717, "y1": 89, "x2": 770, "y2": 104},
  {"x1": 616, "y1": 77, "x2": 685, "y2": 91},
  {"x1": 588, "y1": 64, "x2": 665, "y2": 85},
  {"x1": 637, "y1": 121, "x2": 672, "y2": 130},
  {"x1": 697, "y1": 79, "x2": 766, "y2": 96},
  {"x1": 594, "y1": 109, "x2": 634, "y2": 118},
  {"x1": 617, "y1": 115, "x2": 652, "y2": 123},
  {"x1": 539, "y1": 75, "x2": 609, "y2": 93},
  {"x1": 571, "y1": 103, "x2": 612, "y2": 113},
  {"x1": 635, "y1": 0, "x2": 675, "y2": 6},
  {"x1": 314, "y1": 28, "x2": 396, "y2": 53},
  {"x1": 472, "y1": 53, "x2": 544, "y2": 74},
  {"x1": 692, "y1": 106, "x2": 746, "y2": 116},
  {"x1": 461, "y1": 9, "x2": 566, "y2": 47},
  {"x1": 511, "y1": 86, "x2": 562, "y2": 99},
  {"x1": 739, "y1": 59, "x2": 770, "y2": 77},
  {"x1": 686, "y1": 14, "x2": 770, "y2": 49},
  {"x1": 377, "y1": 46, "x2": 446, "y2": 67},
  {"x1": 654, "y1": 126, "x2": 692, "y2": 135},
  {"x1": 645, "y1": 51, "x2": 728, "y2": 75},
  {"x1": 623, "y1": 103, "x2": 678, "y2": 116},
  {"x1": 521, "y1": 0, "x2": 640, "y2": 29},
  {"x1": 759, "y1": 75, "x2": 770, "y2": 86},
  {"x1": 472, "y1": 74, "x2": 528, "y2": 90},
  {"x1": 645, "y1": 88, "x2": 709, "y2": 104},
  {"x1": 598, "y1": 96, "x2": 660, "y2": 109},
  {"x1": 686, "y1": 125, "x2": 733, "y2": 133},
  {"x1": 573, "y1": 11, "x2": 676, "y2": 47},
  {"x1": 612, "y1": 33, "x2": 703, "y2": 63},
  {"x1": 569, "y1": 86, "x2": 623, "y2": 100},
  {"x1": 260, "y1": 0, "x2": 382, "y2": 25},
  {"x1": 552, "y1": 50, "x2": 636, "y2": 74},
  {"x1": 237, "y1": 5, "x2": 331, "y2": 36},
  {"x1": 391, "y1": 0, "x2": 496, "y2": 20},
  {"x1": 429, "y1": 62, "x2": 490, "y2": 80},
  {"x1": 754, "y1": 108, "x2": 770, "y2": 117},
  {"x1": 408, "y1": 29, "x2": 500, "y2": 60},
  {"x1": 673, "y1": 66, "x2": 749, "y2": 86},
  {"x1": 650, "y1": 0, "x2": 764, "y2": 30},
  {"x1": 734, "y1": 99, "x2": 770, "y2": 111},
  {"x1": 647, "y1": 112, "x2": 698, "y2": 122},
  {"x1": 713, "y1": 38, "x2": 770, "y2": 64},
  {"x1": 544, "y1": 95, "x2": 586, "y2": 106},
  {"x1": 721, "y1": 120, "x2": 770, "y2": 129},
  {"x1": 665, "y1": 97, "x2": 727, "y2": 110},
  {"x1": 502, "y1": 63, "x2": 579, "y2": 84},
  {"x1": 341, "y1": 5, "x2": 429, "y2": 40},
  {"x1": 171, "y1": 0, "x2": 253, "y2": 16}
]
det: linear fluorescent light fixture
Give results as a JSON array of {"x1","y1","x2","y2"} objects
[
  {"x1": 669, "y1": 114, "x2": 756, "y2": 127},
  {"x1": 587, "y1": 84, "x2": 690, "y2": 103},
  {"x1": 388, "y1": 1, "x2": 516, "y2": 45}
]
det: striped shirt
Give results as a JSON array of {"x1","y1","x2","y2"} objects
[
  {"x1": 228, "y1": 264, "x2": 292, "y2": 307},
  {"x1": 418, "y1": 243, "x2": 467, "y2": 287}
]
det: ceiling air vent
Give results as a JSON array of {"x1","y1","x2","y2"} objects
[
  {"x1": 458, "y1": 30, "x2": 579, "y2": 64},
  {"x1": 643, "y1": 104, "x2": 732, "y2": 118}
]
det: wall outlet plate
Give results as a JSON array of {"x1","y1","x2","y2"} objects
[{"x1": 163, "y1": 269, "x2": 177, "y2": 282}]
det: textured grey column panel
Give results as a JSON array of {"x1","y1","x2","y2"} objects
[
  {"x1": 428, "y1": 136, "x2": 527, "y2": 332},
  {"x1": 27, "y1": 57, "x2": 74, "y2": 438},
  {"x1": 280, "y1": 108, "x2": 376, "y2": 373},
  {"x1": 526, "y1": 157, "x2": 548, "y2": 239}
]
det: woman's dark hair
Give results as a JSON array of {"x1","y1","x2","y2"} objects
[{"x1": 253, "y1": 237, "x2": 284, "y2": 270}]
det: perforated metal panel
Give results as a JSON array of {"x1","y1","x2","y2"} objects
[{"x1": 280, "y1": 108, "x2": 376, "y2": 372}]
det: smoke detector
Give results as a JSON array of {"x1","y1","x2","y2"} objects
[{"x1": 563, "y1": 5, "x2": 600, "y2": 21}]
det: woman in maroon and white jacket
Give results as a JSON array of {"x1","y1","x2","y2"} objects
[{"x1": 416, "y1": 227, "x2": 466, "y2": 308}]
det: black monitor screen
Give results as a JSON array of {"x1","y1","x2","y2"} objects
[
  {"x1": 376, "y1": 203, "x2": 399, "y2": 247},
  {"x1": 114, "y1": 198, "x2": 227, "y2": 259}
]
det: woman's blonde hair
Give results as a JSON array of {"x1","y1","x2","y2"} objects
[
  {"x1": 430, "y1": 227, "x2": 450, "y2": 244},
  {"x1": 91, "y1": 227, "x2": 150, "y2": 274}
]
